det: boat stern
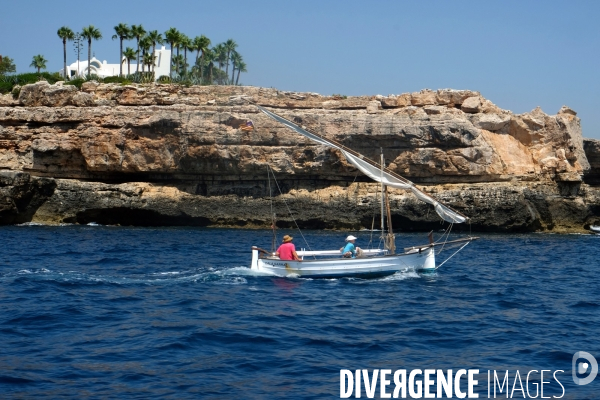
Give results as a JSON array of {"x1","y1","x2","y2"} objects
[{"x1": 251, "y1": 247, "x2": 259, "y2": 270}]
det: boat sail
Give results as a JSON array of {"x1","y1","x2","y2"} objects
[{"x1": 250, "y1": 104, "x2": 476, "y2": 278}]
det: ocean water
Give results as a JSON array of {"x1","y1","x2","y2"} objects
[{"x1": 1, "y1": 225, "x2": 599, "y2": 399}]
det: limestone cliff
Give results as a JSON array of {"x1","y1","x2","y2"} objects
[{"x1": 0, "y1": 81, "x2": 598, "y2": 232}]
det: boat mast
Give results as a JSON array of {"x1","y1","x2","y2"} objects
[
  {"x1": 268, "y1": 166, "x2": 277, "y2": 253},
  {"x1": 380, "y1": 149, "x2": 395, "y2": 254},
  {"x1": 385, "y1": 185, "x2": 395, "y2": 254},
  {"x1": 380, "y1": 150, "x2": 385, "y2": 241}
]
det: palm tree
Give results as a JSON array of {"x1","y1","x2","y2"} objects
[
  {"x1": 164, "y1": 27, "x2": 180, "y2": 78},
  {"x1": 185, "y1": 36, "x2": 196, "y2": 76},
  {"x1": 81, "y1": 25, "x2": 102, "y2": 78},
  {"x1": 143, "y1": 52, "x2": 155, "y2": 77},
  {"x1": 213, "y1": 43, "x2": 227, "y2": 84},
  {"x1": 130, "y1": 24, "x2": 146, "y2": 74},
  {"x1": 123, "y1": 47, "x2": 136, "y2": 76},
  {"x1": 30, "y1": 54, "x2": 47, "y2": 74},
  {"x1": 57, "y1": 26, "x2": 75, "y2": 79},
  {"x1": 112, "y1": 23, "x2": 131, "y2": 77},
  {"x1": 235, "y1": 61, "x2": 246, "y2": 85},
  {"x1": 192, "y1": 35, "x2": 210, "y2": 80},
  {"x1": 230, "y1": 51, "x2": 242, "y2": 84},
  {"x1": 203, "y1": 48, "x2": 215, "y2": 84},
  {"x1": 174, "y1": 32, "x2": 183, "y2": 72},
  {"x1": 172, "y1": 54, "x2": 186, "y2": 76},
  {"x1": 224, "y1": 38, "x2": 238, "y2": 84},
  {"x1": 139, "y1": 36, "x2": 152, "y2": 73},
  {"x1": 179, "y1": 34, "x2": 191, "y2": 76},
  {"x1": 146, "y1": 30, "x2": 164, "y2": 74}
]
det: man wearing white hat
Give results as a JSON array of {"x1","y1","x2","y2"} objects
[{"x1": 341, "y1": 235, "x2": 358, "y2": 258}]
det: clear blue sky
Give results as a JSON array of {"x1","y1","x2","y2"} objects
[{"x1": 2, "y1": 0, "x2": 599, "y2": 139}]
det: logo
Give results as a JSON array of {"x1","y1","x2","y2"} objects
[{"x1": 572, "y1": 351, "x2": 598, "y2": 385}]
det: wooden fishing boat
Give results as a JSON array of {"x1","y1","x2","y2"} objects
[{"x1": 249, "y1": 105, "x2": 477, "y2": 278}]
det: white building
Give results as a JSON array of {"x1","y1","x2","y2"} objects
[{"x1": 66, "y1": 46, "x2": 171, "y2": 80}]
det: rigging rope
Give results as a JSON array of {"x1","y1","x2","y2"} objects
[
  {"x1": 366, "y1": 189, "x2": 383, "y2": 251},
  {"x1": 436, "y1": 241, "x2": 470, "y2": 270},
  {"x1": 435, "y1": 222, "x2": 454, "y2": 256},
  {"x1": 268, "y1": 166, "x2": 315, "y2": 257}
]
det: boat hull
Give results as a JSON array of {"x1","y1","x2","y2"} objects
[{"x1": 251, "y1": 248, "x2": 435, "y2": 278}]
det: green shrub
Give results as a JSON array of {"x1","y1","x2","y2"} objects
[
  {"x1": 0, "y1": 83, "x2": 12, "y2": 94},
  {"x1": 124, "y1": 72, "x2": 154, "y2": 84},
  {"x1": 0, "y1": 75, "x2": 15, "y2": 94},
  {"x1": 11, "y1": 85, "x2": 21, "y2": 98},
  {"x1": 64, "y1": 78, "x2": 86, "y2": 89},
  {"x1": 0, "y1": 72, "x2": 64, "y2": 93},
  {"x1": 103, "y1": 75, "x2": 131, "y2": 85},
  {"x1": 157, "y1": 75, "x2": 171, "y2": 83}
]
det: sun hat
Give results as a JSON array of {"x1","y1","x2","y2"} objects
[
  {"x1": 282, "y1": 235, "x2": 293, "y2": 243},
  {"x1": 345, "y1": 235, "x2": 358, "y2": 241}
]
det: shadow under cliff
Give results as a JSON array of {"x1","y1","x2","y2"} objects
[
  {"x1": 0, "y1": 172, "x2": 56, "y2": 225},
  {"x1": 68, "y1": 208, "x2": 211, "y2": 227}
]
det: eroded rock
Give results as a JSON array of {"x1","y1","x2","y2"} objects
[
  {"x1": 0, "y1": 84, "x2": 596, "y2": 231},
  {"x1": 461, "y1": 96, "x2": 481, "y2": 113},
  {"x1": 474, "y1": 114, "x2": 510, "y2": 131}
]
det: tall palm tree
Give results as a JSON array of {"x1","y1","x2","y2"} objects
[
  {"x1": 30, "y1": 54, "x2": 48, "y2": 74},
  {"x1": 130, "y1": 24, "x2": 146, "y2": 74},
  {"x1": 224, "y1": 38, "x2": 237, "y2": 84},
  {"x1": 164, "y1": 27, "x2": 180, "y2": 78},
  {"x1": 192, "y1": 35, "x2": 210, "y2": 80},
  {"x1": 172, "y1": 54, "x2": 186, "y2": 76},
  {"x1": 215, "y1": 43, "x2": 227, "y2": 85},
  {"x1": 230, "y1": 51, "x2": 242, "y2": 84},
  {"x1": 235, "y1": 61, "x2": 246, "y2": 85},
  {"x1": 204, "y1": 48, "x2": 215, "y2": 84},
  {"x1": 143, "y1": 52, "x2": 155, "y2": 77},
  {"x1": 179, "y1": 34, "x2": 191, "y2": 76},
  {"x1": 174, "y1": 32, "x2": 183, "y2": 72},
  {"x1": 81, "y1": 25, "x2": 102, "y2": 78},
  {"x1": 57, "y1": 26, "x2": 75, "y2": 79},
  {"x1": 146, "y1": 30, "x2": 164, "y2": 74},
  {"x1": 112, "y1": 23, "x2": 131, "y2": 77},
  {"x1": 123, "y1": 47, "x2": 136, "y2": 76},
  {"x1": 212, "y1": 43, "x2": 227, "y2": 83},
  {"x1": 139, "y1": 36, "x2": 152, "y2": 72}
]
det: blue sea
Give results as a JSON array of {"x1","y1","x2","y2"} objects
[{"x1": 1, "y1": 226, "x2": 599, "y2": 399}]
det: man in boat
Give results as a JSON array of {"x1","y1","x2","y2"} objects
[
  {"x1": 341, "y1": 235, "x2": 359, "y2": 258},
  {"x1": 275, "y1": 235, "x2": 301, "y2": 261}
]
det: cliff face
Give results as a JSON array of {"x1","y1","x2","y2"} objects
[{"x1": 0, "y1": 81, "x2": 598, "y2": 232}]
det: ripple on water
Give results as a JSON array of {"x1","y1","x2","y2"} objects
[{"x1": 0, "y1": 227, "x2": 598, "y2": 398}]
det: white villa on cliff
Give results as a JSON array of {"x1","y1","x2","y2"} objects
[{"x1": 66, "y1": 46, "x2": 171, "y2": 80}]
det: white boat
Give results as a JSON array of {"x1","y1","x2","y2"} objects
[
  {"x1": 590, "y1": 225, "x2": 600, "y2": 234},
  {"x1": 249, "y1": 105, "x2": 477, "y2": 278},
  {"x1": 251, "y1": 247, "x2": 433, "y2": 278}
]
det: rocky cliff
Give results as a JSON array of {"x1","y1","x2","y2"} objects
[{"x1": 0, "y1": 81, "x2": 599, "y2": 232}]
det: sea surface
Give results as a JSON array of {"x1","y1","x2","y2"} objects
[{"x1": 1, "y1": 225, "x2": 599, "y2": 399}]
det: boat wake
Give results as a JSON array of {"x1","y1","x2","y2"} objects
[
  {"x1": 2, "y1": 265, "x2": 425, "y2": 286},
  {"x1": 2, "y1": 267, "x2": 253, "y2": 286}
]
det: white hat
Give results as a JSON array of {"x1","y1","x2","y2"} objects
[{"x1": 345, "y1": 235, "x2": 358, "y2": 241}]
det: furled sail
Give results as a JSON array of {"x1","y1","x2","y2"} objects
[{"x1": 256, "y1": 105, "x2": 467, "y2": 224}]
